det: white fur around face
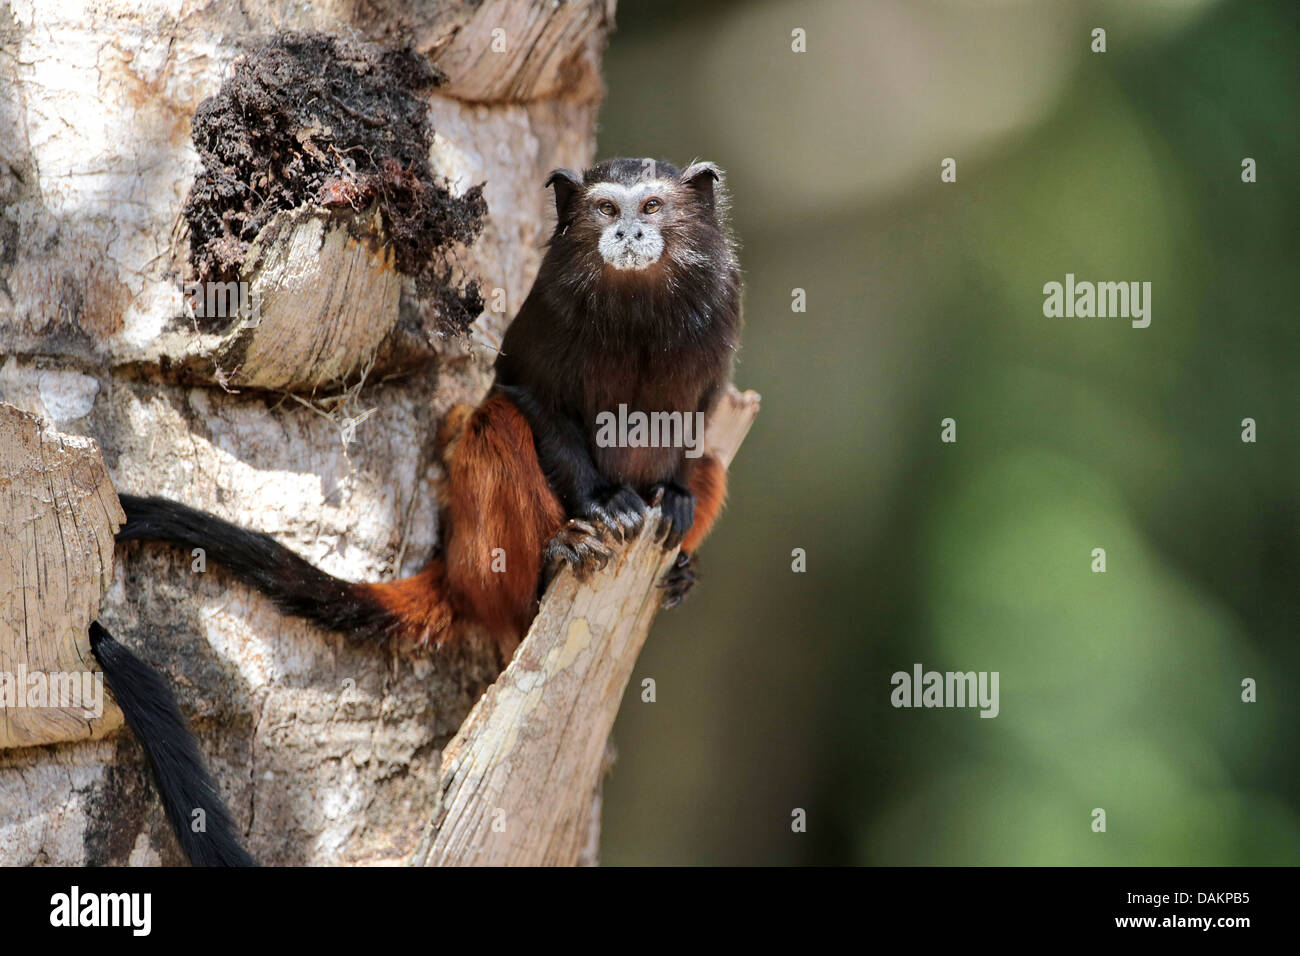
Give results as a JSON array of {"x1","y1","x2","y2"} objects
[{"x1": 588, "y1": 181, "x2": 671, "y2": 270}]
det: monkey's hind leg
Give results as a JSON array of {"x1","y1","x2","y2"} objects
[
  {"x1": 441, "y1": 394, "x2": 568, "y2": 653},
  {"x1": 657, "y1": 454, "x2": 727, "y2": 608},
  {"x1": 544, "y1": 519, "x2": 613, "y2": 578}
]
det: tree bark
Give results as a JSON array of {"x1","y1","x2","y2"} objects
[
  {"x1": 0, "y1": 0, "x2": 618, "y2": 866},
  {"x1": 0, "y1": 402, "x2": 125, "y2": 751}
]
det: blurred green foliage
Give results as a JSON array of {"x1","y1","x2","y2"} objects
[{"x1": 596, "y1": 0, "x2": 1297, "y2": 864}]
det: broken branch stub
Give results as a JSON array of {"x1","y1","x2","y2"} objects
[
  {"x1": 212, "y1": 206, "x2": 403, "y2": 393},
  {"x1": 423, "y1": 0, "x2": 613, "y2": 104},
  {"x1": 413, "y1": 385, "x2": 760, "y2": 866},
  {"x1": 0, "y1": 403, "x2": 125, "y2": 749}
]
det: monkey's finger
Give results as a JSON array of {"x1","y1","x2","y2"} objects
[
  {"x1": 654, "y1": 514, "x2": 673, "y2": 545},
  {"x1": 584, "y1": 506, "x2": 622, "y2": 541},
  {"x1": 620, "y1": 508, "x2": 646, "y2": 536},
  {"x1": 606, "y1": 509, "x2": 642, "y2": 542},
  {"x1": 580, "y1": 535, "x2": 613, "y2": 570}
]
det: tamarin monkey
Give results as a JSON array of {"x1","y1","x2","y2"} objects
[{"x1": 91, "y1": 157, "x2": 742, "y2": 865}]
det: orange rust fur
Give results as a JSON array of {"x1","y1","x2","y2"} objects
[
  {"x1": 355, "y1": 394, "x2": 726, "y2": 658},
  {"x1": 442, "y1": 394, "x2": 567, "y2": 641},
  {"x1": 353, "y1": 562, "x2": 452, "y2": 646},
  {"x1": 682, "y1": 453, "x2": 726, "y2": 555}
]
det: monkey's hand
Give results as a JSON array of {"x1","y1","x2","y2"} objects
[
  {"x1": 544, "y1": 519, "x2": 613, "y2": 580},
  {"x1": 649, "y1": 482, "x2": 695, "y2": 550},
  {"x1": 579, "y1": 484, "x2": 648, "y2": 542}
]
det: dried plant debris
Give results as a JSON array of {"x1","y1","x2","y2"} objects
[{"x1": 183, "y1": 32, "x2": 486, "y2": 335}]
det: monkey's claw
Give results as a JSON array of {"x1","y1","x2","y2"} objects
[
  {"x1": 582, "y1": 485, "x2": 647, "y2": 542},
  {"x1": 545, "y1": 519, "x2": 613, "y2": 580},
  {"x1": 657, "y1": 551, "x2": 697, "y2": 608},
  {"x1": 650, "y1": 482, "x2": 695, "y2": 550}
]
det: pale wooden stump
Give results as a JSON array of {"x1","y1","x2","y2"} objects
[{"x1": 0, "y1": 402, "x2": 124, "y2": 749}]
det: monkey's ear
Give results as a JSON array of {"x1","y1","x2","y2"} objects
[
  {"x1": 545, "y1": 168, "x2": 583, "y2": 223},
  {"x1": 680, "y1": 161, "x2": 721, "y2": 211}
]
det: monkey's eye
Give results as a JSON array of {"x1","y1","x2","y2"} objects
[
  {"x1": 642, "y1": 198, "x2": 663, "y2": 214},
  {"x1": 597, "y1": 200, "x2": 619, "y2": 217}
]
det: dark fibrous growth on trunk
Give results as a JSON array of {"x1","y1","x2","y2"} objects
[{"x1": 183, "y1": 32, "x2": 486, "y2": 335}]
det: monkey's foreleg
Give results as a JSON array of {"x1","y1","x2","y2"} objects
[
  {"x1": 496, "y1": 383, "x2": 647, "y2": 541},
  {"x1": 441, "y1": 393, "x2": 567, "y2": 647}
]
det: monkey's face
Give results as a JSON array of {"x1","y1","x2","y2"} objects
[
  {"x1": 586, "y1": 182, "x2": 668, "y2": 271},
  {"x1": 546, "y1": 159, "x2": 729, "y2": 282}
]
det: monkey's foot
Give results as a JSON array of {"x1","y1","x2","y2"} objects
[
  {"x1": 649, "y1": 483, "x2": 695, "y2": 550},
  {"x1": 657, "y1": 551, "x2": 697, "y2": 608},
  {"x1": 581, "y1": 484, "x2": 647, "y2": 542},
  {"x1": 545, "y1": 519, "x2": 613, "y2": 580}
]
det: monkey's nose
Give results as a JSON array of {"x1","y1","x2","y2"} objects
[
  {"x1": 614, "y1": 229, "x2": 624, "y2": 239},
  {"x1": 634, "y1": 230, "x2": 643, "y2": 240}
]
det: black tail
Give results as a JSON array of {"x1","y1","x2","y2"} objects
[
  {"x1": 89, "y1": 622, "x2": 255, "y2": 867},
  {"x1": 116, "y1": 494, "x2": 398, "y2": 640}
]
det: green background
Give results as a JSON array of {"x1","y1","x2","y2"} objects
[{"x1": 594, "y1": 0, "x2": 1298, "y2": 865}]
